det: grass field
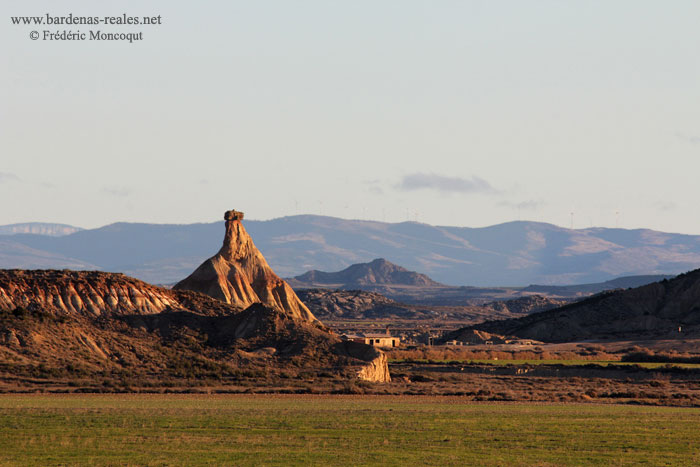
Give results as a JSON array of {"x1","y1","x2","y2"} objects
[{"x1": 1, "y1": 395, "x2": 698, "y2": 466}]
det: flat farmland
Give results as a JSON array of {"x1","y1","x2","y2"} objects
[{"x1": 0, "y1": 395, "x2": 698, "y2": 466}]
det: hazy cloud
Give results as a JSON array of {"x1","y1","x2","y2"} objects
[
  {"x1": 500, "y1": 200, "x2": 544, "y2": 211},
  {"x1": 653, "y1": 201, "x2": 676, "y2": 212},
  {"x1": 364, "y1": 179, "x2": 384, "y2": 195},
  {"x1": 396, "y1": 173, "x2": 497, "y2": 194},
  {"x1": 675, "y1": 132, "x2": 700, "y2": 144},
  {"x1": 102, "y1": 186, "x2": 132, "y2": 197},
  {"x1": 0, "y1": 172, "x2": 20, "y2": 184}
]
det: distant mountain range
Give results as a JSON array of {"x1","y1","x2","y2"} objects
[
  {"x1": 1, "y1": 215, "x2": 699, "y2": 286},
  {"x1": 0, "y1": 223, "x2": 82, "y2": 237}
]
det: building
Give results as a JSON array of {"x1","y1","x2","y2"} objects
[{"x1": 342, "y1": 332, "x2": 400, "y2": 348}]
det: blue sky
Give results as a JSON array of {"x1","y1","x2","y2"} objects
[{"x1": 2, "y1": 1, "x2": 699, "y2": 232}]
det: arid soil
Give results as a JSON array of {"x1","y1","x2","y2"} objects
[{"x1": 388, "y1": 364, "x2": 700, "y2": 406}]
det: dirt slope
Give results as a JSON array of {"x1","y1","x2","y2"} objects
[
  {"x1": 0, "y1": 268, "x2": 391, "y2": 389},
  {"x1": 466, "y1": 269, "x2": 700, "y2": 342}
]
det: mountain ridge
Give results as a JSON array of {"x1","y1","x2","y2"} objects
[
  {"x1": 2, "y1": 215, "x2": 698, "y2": 286},
  {"x1": 0, "y1": 222, "x2": 82, "y2": 237}
]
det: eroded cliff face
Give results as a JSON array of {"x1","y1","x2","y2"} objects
[
  {"x1": 333, "y1": 340, "x2": 391, "y2": 383},
  {"x1": 470, "y1": 269, "x2": 700, "y2": 342},
  {"x1": 357, "y1": 352, "x2": 391, "y2": 383},
  {"x1": 173, "y1": 210, "x2": 317, "y2": 323},
  {"x1": 0, "y1": 269, "x2": 179, "y2": 317}
]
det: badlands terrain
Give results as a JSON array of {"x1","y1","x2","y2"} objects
[
  {"x1": 0, "y1": 210, "x2": 391, "y2": 394},
  {"x1": 0, "y1": 212, "x2": 699, "y2": 407}
]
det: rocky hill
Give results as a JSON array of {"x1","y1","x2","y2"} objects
[
  {"x1": 297, "y1": 288, "x2": 566, "y2": 323},
  {"x1": 3, "y1": 216, "x2": 698, "y2": 286},
  {"x1": 174, "y1": 210, "x2": 316, "y2": 322},
  {"x1": 462, "y1": 269, "x2": 700, "y2": 342},
  {"x1": 0, "y1": 269, "x2": 391, "y2": 390},
  {"x1": 481, "y1": 295, "x2": 568, "y2": 317},
  {"x1": 289, "y1": 258, "x2": 443, "y2": 289},
  {"x1": 0, "y1": 269, "x2": 181, "y2": 317},
  {"x1": 296, "y1": 289, "x2": 416, "y2": 320},
  {"x1": 523, "y1": 275, "x2": 675, "y2": 297}
]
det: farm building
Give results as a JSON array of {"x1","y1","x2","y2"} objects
[{"x1": 342, "y1": 332, "x2": 400, "y2": 348}]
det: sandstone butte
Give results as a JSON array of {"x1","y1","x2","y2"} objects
[
  {"x1": 172, "y1": 209, "x2": 390, "y2": 382},
  {"x1": 174, "y1": 210, "x2": 317, "y2": 323}
]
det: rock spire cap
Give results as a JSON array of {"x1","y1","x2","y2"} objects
[{"x1": 225, "y1": 210, "x2": 244, "y2": 221}]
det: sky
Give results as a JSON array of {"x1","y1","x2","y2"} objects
[{"x1": 2, "y1": 1, "x2": 700, "y2": 233}]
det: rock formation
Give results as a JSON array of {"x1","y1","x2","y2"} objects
[
  {"x1": 0, "y1": 210, "x2": 393, "y2": 387},
  {"x1": 0, "y1": 269, "x2": 179, "y2": 316},
  {"x1": 0, "y1": 269, "x2": 391, "y2": 386},
  {"x1": 295, "y1": 288, "x2": 415, "y2": 319},
  {"x1": 174, "y1": 210, "x2": 317, "y2": 323},
  {"x1": 467, "y1": 269, "x2": 700, "y2": 342}
]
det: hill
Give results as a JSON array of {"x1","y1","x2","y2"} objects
[
  {"x1": 289, "y1": 258, "x2": 444, "y2": 289},
  {"x1": 460, "y1": 269, "x2": 700, "y2": 342},
  {"x1": 2, "y1": 216, "x2": 699, "y2": 286},
  {"x1": 523, "y1": 274, "x2": 676, "y2": 297},
  {"x1": 296, "y1": 289, "x2": 416, "y2": 320},
  {"x1": 0, "y1": 269, "x2": 390, "y2": 390},
  {"x1": 297, "y1": 288, "x2": 566, "y2": 323}
]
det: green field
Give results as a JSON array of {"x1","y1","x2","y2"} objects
[{"x1": 1, "y1": 395, "x2": 698, "y2": 466}]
